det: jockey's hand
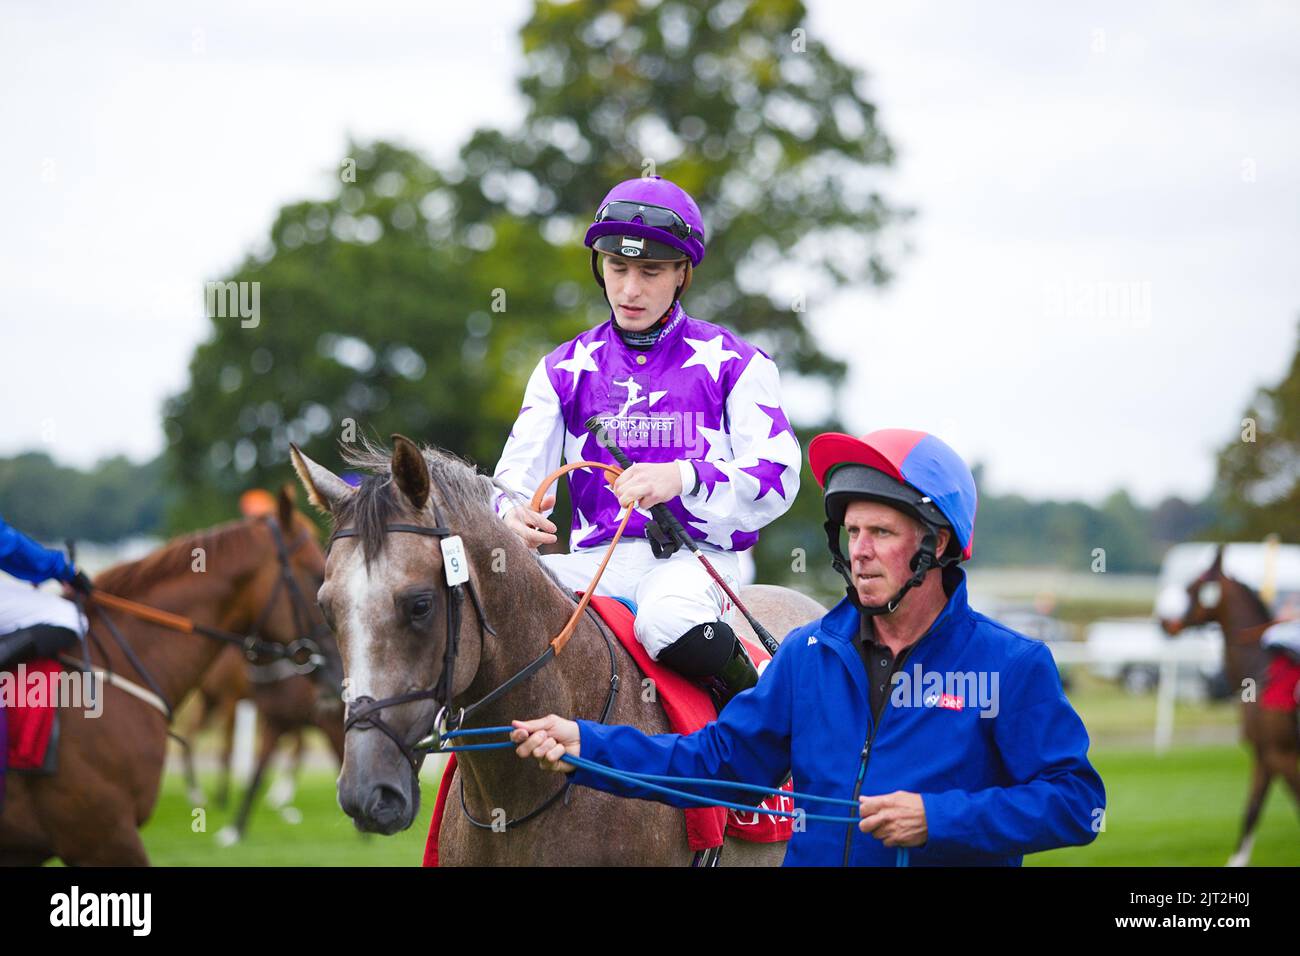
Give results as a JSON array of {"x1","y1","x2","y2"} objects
[
  {"x1": 503, "y1": 495, "x2": 558, "y2": 549},
  {"x1": 511, "y1": 715, "x2": 580, "y2": 773},
  {"x1": 859, "y1": 791, "x2": 928, "y2": 847},
  {"x1": 613, "y1": 462, "x2": 683, "y2": 510}
]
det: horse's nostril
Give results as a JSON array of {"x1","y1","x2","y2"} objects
[{"x1": 364, "y1": 785, "x2": 408, "y2": 828}]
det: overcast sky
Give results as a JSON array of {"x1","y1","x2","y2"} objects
[{"x1": 2, "y1": 0, "x2": 1296, "y2": 506}]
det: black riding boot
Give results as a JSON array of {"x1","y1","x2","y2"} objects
[
  {"x1": 0, "y1": 624, "x2": 80, "y2": 670},
  {"x1": 656, "y1": 620, "x2": 760, "y2": 710}
]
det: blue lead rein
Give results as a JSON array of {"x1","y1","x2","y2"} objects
[{"x1": 437, "y1": 725, "x2": 862, "y2": 826}]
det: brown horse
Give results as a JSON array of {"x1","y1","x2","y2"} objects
[
  {"x1": 292, "y1": 436, "x2": 825, "y2": 865},
  {"x1": 0, "y1": 488, "x2": 329, "y2": 865},
  {"x1": 1161, "y1": 544, "x2": 1300, "y2": 866},
  {"x1": 182, "y1": 644, "x2": 345, "y2": 837},
  {"x1": 215, "y1": 662, "x2": 346, "y2": 845}
]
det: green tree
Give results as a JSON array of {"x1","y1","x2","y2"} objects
[
  {"x1": 1213, "y1": 318, "x2": 1300, "y2": 541},
  {"x1": 0, "y1": 452, "x2": 165, "y2": 543},
  {"x1": 162, "y1": 1, "x2": 908, "y2": 593}
]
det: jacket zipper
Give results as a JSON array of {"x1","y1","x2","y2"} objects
[
  {"x1": 839, "y1": 610, "x2": 951, "y2": 867},
  {"x1": 841, "y1": 710, "x2": 885, "y2": 866}
]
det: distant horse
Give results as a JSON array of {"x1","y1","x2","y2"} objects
[
  {"x1": 215, "y1": 659, "x2": 346, "y2": 845},
  {"x1": 292, "y1": 436, "x2": 825, "y2": 865},
  {"x1": 1161, "y1": 545, "x2": 1300, "y2": 865},
  {"x1": 0, "y1": 488, "x2": 330, "y2": 865},
  {"x1": 183, "y1": 643, "x2": 345, "y2": 838}
]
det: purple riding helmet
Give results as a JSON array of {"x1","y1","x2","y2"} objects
[{"x1": 583, "y1": 176, "x2": 706, "y2": 294}]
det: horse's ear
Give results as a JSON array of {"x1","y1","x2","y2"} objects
[
  {"x1": 390, "y1": 434, "x2": 430, "y2": 511},
  {"x1": 277, "y1": 483, "x2": 297, "y2": 531},
  {"x1": 1212, "y1": 544, "x2": 1225, "y2": 573},
  {"x1": 290, "y1": 444, "x2": 354, "y2": 515}
]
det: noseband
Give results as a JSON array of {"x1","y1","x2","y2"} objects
[
  {"x1": 246, "y1": 517, "x2": 333, "y2": 681},
  {"x1": 330, "y1": 496, "x2": 498, "y2": 781},
  {"x1": 328, "y1": 477, "x2": 621, "y2": 831}
]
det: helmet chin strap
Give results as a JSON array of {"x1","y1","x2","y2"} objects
[{"x1": 824, "y1": 522, "x2": 947, "y2": 617}]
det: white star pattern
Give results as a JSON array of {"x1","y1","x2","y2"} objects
[
  {"x1": 572, "y1": 503, "x2": 598, "y2": 547},
  {"x1": 554, "y1": 339, "x2": 605, "y2": 387},
  {"x1": 648, "y1": 389, "x2": 669, "y2": 408},
  {"x1": 680, "y1": 335, "x2": 741, "y2": 382},
  {"x1": 693, "y1": 421, "x2": 729, "y2": 461},
  {"x1": 562, "y1": 423, "x2": 588, "y2": 467}
]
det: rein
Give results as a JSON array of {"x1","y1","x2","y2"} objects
[
  {"x1": 333, "y1": 460, "x2": 633, "y2": 830},
  {"x1": 69, "y1": 517, "x2": 327, "y2": 719}
]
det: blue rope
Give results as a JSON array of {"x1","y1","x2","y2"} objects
[{"x1": 437, "y1": 725, "x2": 861, "y2": 826}]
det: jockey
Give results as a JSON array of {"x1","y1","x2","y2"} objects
[
  {"x1": 510, "y1": 429, "x2": 1105, "y2": 866},
  {"x1": 0, "y1": 514, "x2": 91, "y2": 669},
  {"x1": 492, "y1": 175, "x2": 801, "y2": 705}
]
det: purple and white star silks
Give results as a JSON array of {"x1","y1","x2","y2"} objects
[{"x1": 492, "y1": 303, "x2": 801, "y2": 553}]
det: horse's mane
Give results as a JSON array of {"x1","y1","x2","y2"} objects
[
  {"x1": 1225, "y1": 571, "x2": 1275, "y2": 622},
  {"x1": 335, "y1": 437, "x2": 525, "y2": 564},
  {"x1": 95, "y1": 519, "x2": 262, "y2": 596}
]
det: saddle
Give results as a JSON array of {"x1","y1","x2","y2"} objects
[{"x1": 422, "y1": 596, "x2": 792, "y2": 865}]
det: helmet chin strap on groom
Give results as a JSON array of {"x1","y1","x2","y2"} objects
[{"x1": 824, "y1": 521, "x2": 947, "y2": 616}]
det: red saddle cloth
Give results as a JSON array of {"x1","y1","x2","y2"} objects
[
  {"x1": 422, "y1": 596, "x2": 792, "y2": 866},
  {"x1": 1, "y1": 659, "x2": 61, "y2": 771},
  {"x1": 1261, "y1": 652, "x2": 1300, "y2": 712}
]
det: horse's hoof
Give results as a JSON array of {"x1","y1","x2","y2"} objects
[
  {"x1": 266, "y1": 778, "x2": 294, "y2": 808},
  {"x1": 279, "y1": 806, "x2": 303, "y2": 825},
  {"x1": 215, "y1": 825, "x2": 241, "y2": 847},
  {"x1": 188, "y1": 788, "x2": 206, "y2": 807}
]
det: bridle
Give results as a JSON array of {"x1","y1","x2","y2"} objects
[
  {"x1": 245, "y1": 516, "x2": 335, "y2": 685},
  {"x1": 330, "y1": 465, "x2": 624, "y2": 830},
  {"x1": 75, "y1": 516, "x2": 329, "y2": 720}
]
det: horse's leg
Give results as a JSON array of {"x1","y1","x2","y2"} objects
[
  {"x1": 1258, "y1": 710, "x2": 1300, "y2": 817},
  {"x1": 60, "y1": 818, "x2": 150, "y2": 867},
  {"x1": 1227, "y1": 752, "x2": 1272, "y2": 867},
  {"x1": 180, "y1": 693, "x2": 213, "y2": 806},
  {"x1": 215, "y1": 693, "x2": 237, "y2": 810},
  {"x1": 219, "y1": 720, "x2": 282, "y2": 845},
  {"x1": 0, "y1": 777, "x2": 54, "y2": 865},
  {"x1": 270, "y1": 730, "x2": 306, "y2": 823}
]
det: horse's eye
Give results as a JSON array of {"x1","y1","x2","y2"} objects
[{"x1": 411, "y1": 597, "x2": 434, "y2": 619}]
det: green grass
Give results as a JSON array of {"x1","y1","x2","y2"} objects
[
  {"x1": 1031, "y1": 744, "x2": 1299, "y2": 866},
  {"x1": 137, "y1": 766, "x2": 440, "y2": 866},
  {"x1": 129, "y1": 743, "x2": 1300, "y2": 866}
]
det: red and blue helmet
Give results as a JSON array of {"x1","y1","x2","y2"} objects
[{"x1": 810, "y1": 429, "x2": 977, "y2": 561}]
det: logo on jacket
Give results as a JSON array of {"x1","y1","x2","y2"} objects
[
  {"x1": 613, "y1": 376, "x2": 649, "y2": 418},
  {"x1": 893, "y1": 665, "x2": 1000, "y2": 718}
]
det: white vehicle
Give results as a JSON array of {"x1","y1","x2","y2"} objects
[
  {"x1": 1153, "y1": 540, "x2": 1300, "y2": 623},
  {"x1": 1085, "y1": 539, "x2": 1300, "y2": 697}
]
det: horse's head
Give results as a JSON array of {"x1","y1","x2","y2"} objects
[
  {"x1": 1162, "y1": 545, "x2": 1228, "y2": 636},
  {"x1": 239, "y1": 485, "x2": 345, "y2": 705},
  {"x1": 290, "y1": 435, "x2": 499, "y2": 834}
]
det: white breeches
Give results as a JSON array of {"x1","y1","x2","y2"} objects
[
  {"x1": 0, "y1": 576, "x2": 87, "y2": 636},
  {"x1": 540, "y1": 539, "x2": 741, "y2": 659}
]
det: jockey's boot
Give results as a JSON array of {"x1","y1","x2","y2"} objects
[
  {"x1": 0, "y1": 623, "x2": 79, "y2": 670},
  {"x1": 657, "y1": 620, "x2": 759, "y2": 711}
]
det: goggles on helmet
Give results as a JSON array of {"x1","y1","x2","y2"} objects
[{"x1": 594, "y1": 200, "x2": 704, "y2": 243}]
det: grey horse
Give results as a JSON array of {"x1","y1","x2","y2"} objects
[{"x1": 292, "y1": 435, "x2": 824, "y2": 865}]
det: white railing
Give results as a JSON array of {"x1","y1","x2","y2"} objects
[{"x1": 1046, "y1": 641, "x2": 1225, "y2": 754}]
